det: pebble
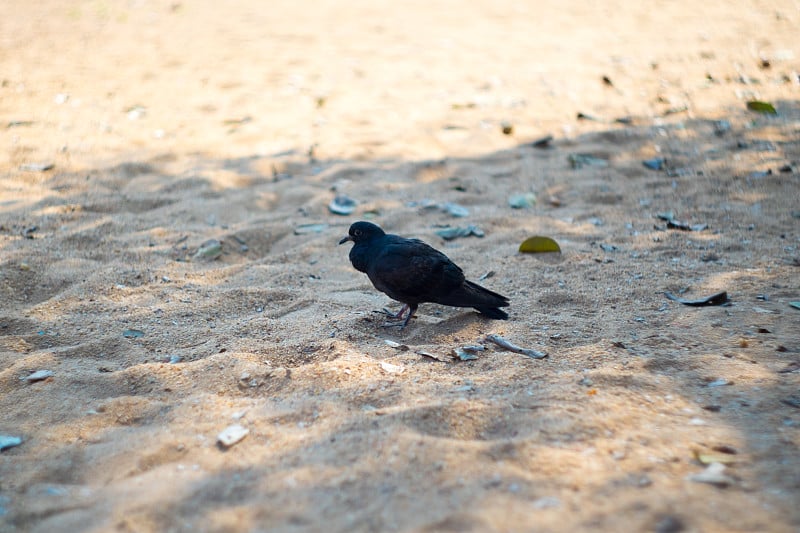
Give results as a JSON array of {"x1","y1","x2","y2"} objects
[
  {"x1": 508, "y1": 192, "x2": 537, "y2": 209},
  {"x1": 294, "y1": 223, "x2": 328, "y2": 235},
  {"x1": 532, "y1": 496, "x2": 561, "y2": 509},
  {"x1": 22, "y1": 370, "x2": 53, "y2": 382},
  {"x1": 642, "y1": 157, "x2": 666, "y2": 171},
  {"x1": 0, "y1": 435, "x2": 23, "y2": 451},
  {"x1": 328, "y1": 194, "x2": 357, "y2": 215},
  {"x1": 380, "y1": 361, "x2": 405, "y2": 374},
  {"x1": 441, "y1": 202, "x2": 469, "y2": 218},
  {"x1": 568, "y1": 153, "x2": 608, "y2": 169},
  {"x1": 688, "y1": 462, "x2": 735, "y2": 487},
  {"x1": 126, "y1": 105, "x2": 146, "y2": 120},
  {"x1": 194, "y1": 239, "x2": 223, "y2": 261},
  {"x1": 453, "y1": 347, "x2": 480, "y2": 361},
  {"x1": 217, "y1": 424, "x2": 249, "y2": 448},
  {"x1": 20, "y1": 162, "x2": 54, "y2": 172},
  {"x1": 384, "y1": 339, "x2": 409, "y2": 351},
  {"x1": 435, "y1": 225, "x2": 484, "y2": 240}
]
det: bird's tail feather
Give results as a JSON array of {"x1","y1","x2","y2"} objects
[
  {"x1": 473, "y1": 306, "x2": 509, "y2": 319},
  {"x1": 435, "y1": 280, "x2": 510, "y2": 317}
]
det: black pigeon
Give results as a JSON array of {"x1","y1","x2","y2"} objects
[{"x1": 339, "y1": 221, "x2": 510, "y2": 328}]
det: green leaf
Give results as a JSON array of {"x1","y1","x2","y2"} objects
[
  {"x1": 790, "y1": 302, "x2": 800, "y2": 310},
  {"x1": 746, "y1": 101, "x2": 777, "y2": 115},
  {"x1": 519, "y1": 236, "x2": 561, "y2": 253}
]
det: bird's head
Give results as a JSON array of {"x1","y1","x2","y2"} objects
[{"x1": 338, "y1": 221, "x2": 385, "y2": 245}]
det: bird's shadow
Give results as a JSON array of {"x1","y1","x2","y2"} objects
[{"x1": 387, "y1": 308, "x2": 501, "y2": 341}]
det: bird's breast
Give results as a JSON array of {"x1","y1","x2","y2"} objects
[{"x1": 349, "y1": 244, "x2": 371, "y2": 273}]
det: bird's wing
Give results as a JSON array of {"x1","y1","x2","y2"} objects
[{"x1": 367, "y1": 239, "x2": 465, "y2": 303}]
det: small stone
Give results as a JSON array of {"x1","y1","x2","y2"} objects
[
  {"x1": 441, "y1": 202, "x2": 469, "y2": 218},
  {"x1": 294, "y1": 223, "x2": 328, "y2": 235},
  {"x1": 435, "y1": 225, "x2": 484, "y2": 240},
  {"x1": 713, "y1": 120, "x2": 731, "y2": 136},
  {"x1": 642, "y1": 157, "x2": 666, "y2": 171},
  {"x1": 217, "y1": 424, "x2": 249, "y2": 448},
  {"x1": 453, "y1": 347, "x2": 479, "y2": 361},
  {"x1": 0, "y1": 435, "x2": 23, "y2": 451},
  {"x1": 328, "y1": 194, "x2": 357, "y2": 216},
  {"x1": 508, "y1": 193, "x2": 537, "y2": 209},
  {"x1": 688, "y1": 462, "x2": 735, "y2": 487},
  {"x1": 568, "y1": 153, "x2": 608, "y2": 169},
  {"x1": 530, "y1": 135, "x2": 554, "y2": 148},
  {"x1": 126, "y1": 105, "x2": 146, "y2": 120},
  {"x1": 194, "y1": 239, "x2": 223, "y2": 261},
  {"x1": 384, "y1": 339, "x2": 409, "y2": 351},
  {"x1": 380, "y1": 361, "x2": 405, "y2": 374},
  {"x1": 532, "y1": 496, "x2": 561, "y2": 509},
  {"x1": 654, "y1": 515, "x2": 686, "y2": 533},
  {"x1": 22, "y1": 370, "x2": 53, "y2": 382},
  {"x1": 20, "y1": 162, "x2": 54, "y2": 172}
]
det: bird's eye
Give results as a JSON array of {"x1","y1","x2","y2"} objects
[{"x1": 353, "y1": 229, "x2": 362, "y2": 236}]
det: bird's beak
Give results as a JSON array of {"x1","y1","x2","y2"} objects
[{"x1": 338, "y1": 235, "x2": 352, "y2": 245}]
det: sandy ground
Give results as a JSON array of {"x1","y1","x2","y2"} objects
[{"x1": 1, "y1": 0, "x2": 799, "y2": 531}]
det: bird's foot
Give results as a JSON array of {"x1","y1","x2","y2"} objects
[
  {"x1": 373, "y1": 304, "x2": 416, "y2": 329},
  {"x1": 376, "y1": 304, "x2": 409, "y2": 320},
  {"x1": 372, "y1": 307, "x2": 407, "y2": 328}
]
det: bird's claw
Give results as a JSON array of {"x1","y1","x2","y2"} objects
[{"x1": 376, "y1": 305, "x2": 409, "y2": 320}]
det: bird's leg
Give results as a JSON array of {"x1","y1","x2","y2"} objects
[
  {"x1": 379, "y1": 304, "x2": 416, "y2": 328},
  {"x1": 378, "y1": 304, "x2": 409, "y2": 320},
  {"x1": 400, "y1": 304, "x2": 418, "y2": 329}
]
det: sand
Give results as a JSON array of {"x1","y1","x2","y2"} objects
[{"x1": 1, "y1": 0, "x2": 799, "y2": 531}]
